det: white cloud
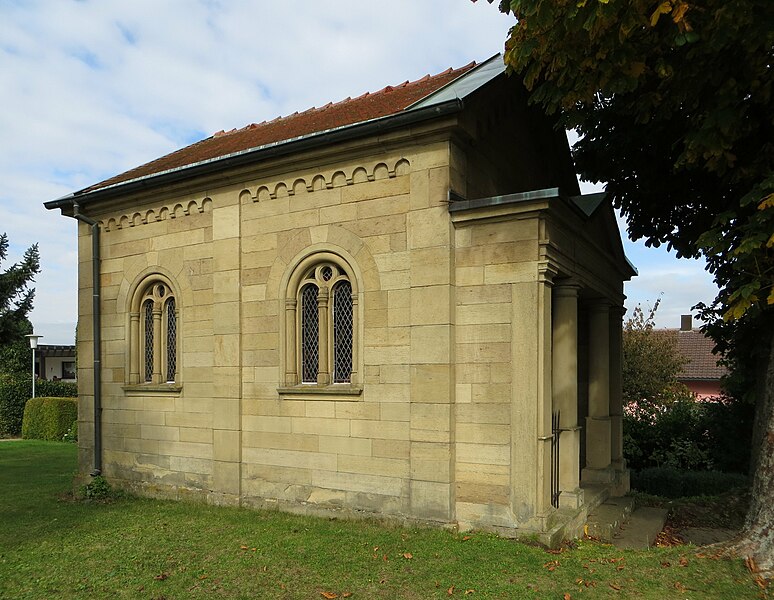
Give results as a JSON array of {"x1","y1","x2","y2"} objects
[{"x1": 0, "y1": 0, "x2": 714, "y2": 343}]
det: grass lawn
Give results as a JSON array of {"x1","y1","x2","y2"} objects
[{"x1": 0, "y1": 441, "x2": 766, "y2": 599}]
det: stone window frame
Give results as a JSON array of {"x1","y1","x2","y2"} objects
[
  {"x1": 279, "y1": 251, "x2": 362, "y2": 398},
  {"x1": 125, "y1": 274, "x2": 182, "y2": 391}
]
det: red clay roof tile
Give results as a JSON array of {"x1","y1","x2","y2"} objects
[{"x1": 84, "y1": 62, "x2": 478, "y2": 193}]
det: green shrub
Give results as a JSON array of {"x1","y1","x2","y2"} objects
[
  {"x1": 21, "y1": 397, "x2": 78, "y2": 441},
  {"x1": 631, "y1": 467, "x2": 748, "y2": 498},
  {"x1": 80, "y1": 475, "x2": 121, "y2": 502},
  {"x1": 623, "y1": 395, "x2": 753, "y2": 473},
  {"x1": 0, "y1": 376, "x2": 77, "y2": 437}
]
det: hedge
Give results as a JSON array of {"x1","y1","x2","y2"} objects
[
  {"x1": 631, "y1": 467, "x2": 749, "y2": 498},
  {"x1": 22, "y1": 396, "x2": 78, "y2": 441},
  {"x1": 0, "y1": 376, "x2": 78, "y2": 437}
]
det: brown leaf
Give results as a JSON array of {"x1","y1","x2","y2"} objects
[
  {"x1": 745, "y1": 556, "x2": 759, "y2": 573},
  {"x1": 661, "y1": 561, "x2": 671, "y2": 568},
  {"x1": 544, "y1": 560, "x2": 559, "y2": 571},
  {"x1": 342, "y1": 593, "x2": 353, "y2": 598},
  {"x1": 462, "y1": 536, "x2": 471, "y2": 541},
  {"x1": 679, "y1": 556, "x2": 689, "y2": 567},
  {"x1": 321, "y1": 593, "x2": 338, "y2": 599},
  {"x1": 464, "y1": 590, "x2": 475, "y2": 595},
  {"x1": 403, "y1": 552, "x2": 413, "y2": 559},
  {"x1": 198, "y1": 574, "x2": 208, "y2": 581},
  {"x1": 239, "y1": 545, "x2": 248, "y2": 550},
  {"x1": 383, "y1": 554, "x2": 388, "y2": 562},
  {"x1": 674, "y1": 582, "x2": 686, "y2": 593},
  {"x1": 447, "y1": 585, "x2": 455, "y2": 595},
  {"x1": 153, "y1": 572, "x2": 169, "y2": 581},
  {"x1": 609, "y1": 582, "x2": 622, "y2": 591},
  {"x1": 564, "y1": 594, "x2": 572, "y2": 600}
]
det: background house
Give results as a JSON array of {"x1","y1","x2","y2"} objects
[
  {"x1": 673, "y1": 315, "x2": 728, "y2": 399},
  {"x1": 46, "y1": 55, "x2": 635, "y2": 544},
  {"x1": 36, "y1": 344, "x2": 77, "y2": 382}
]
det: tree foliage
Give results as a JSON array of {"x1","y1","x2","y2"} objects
[
  {"x1": 622, "y1": 300, "x2": 688, "y2": 410},
  {"x1": 0, "y1": 233, "x2": 40, "y2": 346}
]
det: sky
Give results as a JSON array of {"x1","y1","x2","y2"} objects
[{"x1": 0, "y1": 0, "x2": 718, "y2": 346}]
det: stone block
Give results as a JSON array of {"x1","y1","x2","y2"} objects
[
  {"x1": 410, "y1": 247, "x2": 450, "y2": 286},
  {"x1": 410, "y1": 325, "x2": 450, "y2": 364},
  {"x1": 407, "y1": 207, "x2": 451, "y2": 249},
  {"x1": 214, "y1": 429, "x2": 240, "y2": 462},
  {"x1": 291, "y1": 417, "x2": 351, "y2": 437},
  {"x1": 312, "y1": 470, "x2": 405, "y2": 497},
  {"x1": 242, "y1": 447, "x2": 336, "y2": 471},
  {"x1": 213, "y1": 461, "x2": 240, "y2": 495},
  {"x1": 409, "y1": 480, "x2": 451, "y2": 520},
  {"x1": 456, "y1": 442, "x2": 509, "y2": 466},
  {"x1": 410, "y1": 286, "x2": 450, "y2": 325},
  {"x1": 351, "y1": 420, "x2": 409, "y2": 441},
  {"x1": 338, "y1": 455, "x2": 409, "y2": 478},
  {"x1": 410, "y1": 403, "x2": 450, "y2": 432},
  {"x1": 372, "y1": 438, "x2": 410, "y2": 459},
  {"x1": 318, "y1": 435, "x2": 372, "y2": 456}
]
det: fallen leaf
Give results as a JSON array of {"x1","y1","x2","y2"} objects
[
  {"x1": 448, "y1": 585, "x2": 455, "y2": 595},
  {"x1": 544, "y1": 560, "x2": 559, "y2": 571},
  {"x1": 342, "y1": 593, "x2": 353, "y2": 598},
  {"x1": 464, "y1": 590, "x2": 475, "y2": 595},
  {"x1": 754, "y1": 575, "x2": 768, "y2": 589},
  {"x1": 564, "y1": 593, "x2": 572, "y2": 600},
  {"x1": 379, "y1": 578, "x2": 387, "y2": 584},
  {"x1": 609, "y1": 582, "x2": 622, "y2": 591},
  {"x1": 746, "y1": 556, "x2": 759, "y2": 573},
  {"x1": 462, "y1": 536, "x2": 471, "y2": 541},
  {"x1": 674, "y1": 582, "x2": 686, "y2": 592},
  {"x1": 153, "y1": 572, "x2": 169, "y2": 581},
  {"x1": 383, "y1": 554, "x2": 388, "y2": 562},
  {"x1": 240, "y1": 545, "x2": 248, "y2": 550},
  {"x1": 321, "y1": 592, "x2": 338, "y2": 599},
  {"x1": 198, "y1": 574, "x2": 208, "y2": 580},
  {"x1": 403, "y1": 552, "x2": 413, "y2": 559},
  {"x1": 661, "y1": 561, "x2": 671, "y2": 568},
  {"x1": 679, "y1": 556, "x2": 689, "y2": 567}
]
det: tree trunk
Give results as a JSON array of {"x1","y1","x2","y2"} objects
[{"x1": 731, "y1": 331, "x2": 774, "y2": 576}]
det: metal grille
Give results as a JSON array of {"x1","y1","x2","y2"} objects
[
  {"x1": 300, "y1": 284, "x2": 319, "y2": 382},
  {"x1": 166, "y1": 298, "x2": 176, "y2": 382},
  {"x1": 143, "y1": 299, "x2": 154, "y2": 382},
  {"x1": 551, "y1": 411, "x2": 561, "y2": 509},
  {"x1": 332, "y1": 281, "x2": 353, "y2": 383}
]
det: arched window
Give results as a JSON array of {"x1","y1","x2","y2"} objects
[
  {"x1": 130, "y1": 278, "x2": 179, "y2": 385},
  {"x1": 284, "y1": 256, "x2": 358, "y2": 387}
]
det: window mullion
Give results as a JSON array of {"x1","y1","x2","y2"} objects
[{"x1": 317, "y1": 285, "x2": 330, "y2": 385}]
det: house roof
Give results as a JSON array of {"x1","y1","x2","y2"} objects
[
  {"x1": 78, "y1": 60, "x2": 486, "y2": 196},
  {"x1": 670, "y1": 329, "x2": 728, "y2": 381}
]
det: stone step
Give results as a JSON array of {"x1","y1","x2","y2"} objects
[
  {"x1": 585, "y1": 496, "x2": 635, "y2": 541},
  {"x1": 610, "y1": 507, "x2": 669, "y2": 549}
]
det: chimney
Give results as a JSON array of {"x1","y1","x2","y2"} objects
[{"x1": 680, "y1": 314, "x2": 693, "y2": 331}]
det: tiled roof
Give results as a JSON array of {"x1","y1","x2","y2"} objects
[
  {"x1": 84, "y1": 62, "x2": 478, "y2": 193},
  {"x1": 669, "y1": 329, "x2": 728, "y2": 381}
]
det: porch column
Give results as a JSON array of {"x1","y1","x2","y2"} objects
[
  {"x1": 583, "y1": 301, "x2": 613, "y2": 482},
  {"x1": 552, "y1": 282, "x2": 584, "y2": 509},
  {"x1": 609, "y1": 305, "x2": 630, "y2": 494}
]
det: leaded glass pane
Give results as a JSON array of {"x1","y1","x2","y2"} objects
[
  {"x1": 332, "y1": 281, "x2": 353, "y2": 383},
  {"x1": 143, "y1": 299, "x2": 154, "y2": 382},
  {"x1": 166, "y1": 298, "x2": 176, "y2": 382},
  {"x1": 301, "y1": 284, "x2": 319, "y2": 383}
]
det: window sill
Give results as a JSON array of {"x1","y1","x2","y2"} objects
[
  {"x1": 123, "y1": 383, "x2": 183, "y2": 396},
  {"x1": 277, "y1": 384, "x2": 363, "y2": 401}
]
